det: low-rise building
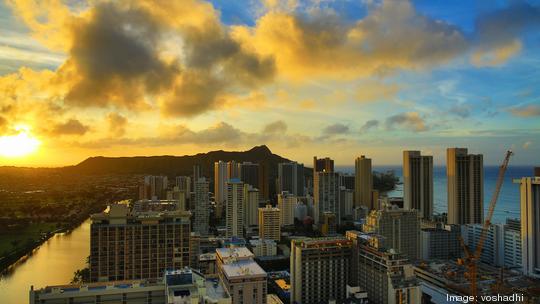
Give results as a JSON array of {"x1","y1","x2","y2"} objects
[
  {"x1": 216, "y1": 247, "x2": 268, "y2": 304},
  {"x1": 420, "y1": 224, "x2": 460, "y2": 260},
  {"x1": 250, "y1": 239, "x2": 278, "y2": 257},
  {"x1": 30, "y1": 268, "x2": 230, "y2": 304}
]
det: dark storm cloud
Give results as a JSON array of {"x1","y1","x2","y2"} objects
[{"x1": 51, "y1": 119, "x2": 89, "y2": 135}]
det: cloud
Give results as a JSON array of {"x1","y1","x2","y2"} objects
[
  {"x1": 7, "y1": 0, "x2": 276, "y2": 118},
  {"x1": 2, "y1": 0, "x2": 539, "y2": 140},
  {"x1": 360, "y1": 120, "x2": 379, "y2": 133},
  {"x1": 107, "y1": 113, "x2": 128, "y2": 137},
  {"x1": 471, "y1": 2, "x2": 540, "y2": 66},
  {"x1": 51, "y1": 119, "x2": 89, "y2": 135},
  {"x1": 449, "y1": 103, "x2": 471, "y2": 118},
  {"x1": 356, "y1": 82, "x2": 399, "y2": 103},
  {"x1": 0, "y1": 115, "x2": 7, "y2": 135},
  {"x1": 323, "y1": 123, "x2": 349, "y2": 135},
  {"x1": 523, "y1": 141, "x2": 532, "y2": 150},
  {"x1": 0, "y1": 68, "x2": 65, "y2": 134},
  {"x1": 234, "y1": 1, "x2": 468, "y2": 80},
  {"x1": 58, "y1": 2, "x2": 179, "y2": 108},
  {"x1": 385, "y1": 112, "x2": 428, "y2": 132},
  {"x1": 508, "y1": 104, "x2": 540, "y2": 117},
  {"x1": 263, "y1": 120, "x2": 288, "y2": 134},
  {"x1": 76, "y1": 121, "x2": 311, "y2": 149}
]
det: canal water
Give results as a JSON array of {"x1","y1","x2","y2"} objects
[{"x1": 0, "y1": 219, "x2": 90, "y2": 304}]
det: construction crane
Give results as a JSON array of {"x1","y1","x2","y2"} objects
[{"x1": 459, "y1": 150, "x2": 513, "y2": 302}]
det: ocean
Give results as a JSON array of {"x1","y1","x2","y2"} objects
[{"x1": 336, "y1": 165, "x2": 533, "y2": 224}]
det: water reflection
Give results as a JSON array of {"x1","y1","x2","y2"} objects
[{"x1": 0, "y1": 219, "x2": 90, "y2": 304}]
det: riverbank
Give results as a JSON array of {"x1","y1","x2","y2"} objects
[
  {"x1": 0, "y1": 219, "x2": 91, "y2": 304},
  {"x1": 0, "y1": 220, "x2": 85, "y2": 274}
]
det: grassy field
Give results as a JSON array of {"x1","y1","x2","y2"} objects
[{"x1": 0, "y1": 222, "x2": 58, "y2": 257}]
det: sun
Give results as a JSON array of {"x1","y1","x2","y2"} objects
[{"x1": 0, "y1": 126, "x2": 41, "y2": 158}]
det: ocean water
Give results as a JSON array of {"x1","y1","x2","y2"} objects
[{"x1": 336, "y1": 165, "x2": 533, "y2": 224}]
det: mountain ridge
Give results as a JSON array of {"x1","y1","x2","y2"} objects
[{"x1": 64, "y1": 145, "x2": 300, "y2": 177}]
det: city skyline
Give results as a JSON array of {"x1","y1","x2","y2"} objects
[{"x1": 1, "y1": 0, "x2": 540, "y2": 167}]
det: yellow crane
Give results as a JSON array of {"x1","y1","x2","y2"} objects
[{"x1": 459, "y1": 150, "x2": 513, "y2": 302}]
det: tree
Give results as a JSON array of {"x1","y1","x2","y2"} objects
[{"x1": 71, "y1": 268, "x2": 90, "y2": 284}]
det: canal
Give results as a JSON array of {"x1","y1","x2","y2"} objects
[{"x1": 0, "y1": 219, "x2": 90, "y2": 304}]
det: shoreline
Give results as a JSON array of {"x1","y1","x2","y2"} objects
[{"x1": 0, "y1": 220, "x2": 85, "y2": 275}]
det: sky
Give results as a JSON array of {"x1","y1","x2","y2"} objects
[{"x1": 0, "y1": 0, "x2": 539, "y2": 167}]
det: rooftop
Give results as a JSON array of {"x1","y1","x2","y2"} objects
[
  {"x1": 221, "y1": 259, "x2": 267, "y2": 279},
  {"x1": 250, "y1": 239, "x2": 277, "y2": 246},
  {"x1": 216, "y1": 247, "x2": 254, "y2": 261},
  {"x1": 292, "y1": 236, "x2": 351, "y2": 248}
]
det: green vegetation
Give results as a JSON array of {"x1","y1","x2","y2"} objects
[
  {"x1": 373, "y1": 170, "x2": 400, "y2": 193},
  {"x1": 0, "y1": 222, "x2": 57, "y2": 256},
  {"x1": 71, "y1": 256, "x2": 90, "y2": 283},
  {"x1": 0, "y1": 167, "x2": 139, "y2": 271}
]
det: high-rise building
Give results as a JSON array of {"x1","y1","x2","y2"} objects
[
  {"x1": 250, "y1": 239, "x2": 277, "y2": 257},
  {"x1": 140, "y1": 175, "x2": 169, "y2": 200},
  {"x1": 340, "y1": 186, "x2": 354, "y2": 219},
  {"x1": 258, "y1": 162, "x2": 270, "y2": 200},
  {"x1": 193, "y1": 177, "x2": 210, "y2": 235},
  {"x1": 420, "y1": 224, "x2": 460, "y2": 260},
  {"x1": 290, "y1": 237, "x2": 352, "y2": 304},
  {"x1": 193, "y1": 164, "x2": 202, "y2": 183},
  {"x1": 239, "y1": 162, "x2": 260, "y2": 189},
  {"x1": 461, "y1": 219, "x2": 522, "y2": 268},
  {"x1": 214, "y1": 161, "x2": 228, "y2": 219},
  {"x1": 225, "y1": 179, "x2": 244, "y2": 238},
  {"x1": 313, "y1": 156, "x2": 334, "y2": 174},
  {"x1": 175, "y1": 176, "x2": 191, "y2": 193},
  {"x1": 89, "y1": 202, "x2": 191, "y2": 281},
  {"x1": 321, "y1": 211, "x2": 337, "y2": 235},
  {"x1": 462, "y1": 223, "x2": 503, "y2": 267},
  {"x1": 294, "y1": 202, "x2": 308, "y2": 222},
  {"x1": 503, "y1": 219, "x2": 522, "y2": 269},
  {"x1": 227, "y1": 160, "x2": 240, "y2": 179},
  {"x1": 166, "y1": 187, "x2": 188, "y2": 210},
  {"x1": 347, "y1": 231, "x2": 421, "y2": 304},
  {"x1": 403, "y1": 151, "x2": 433, "y2": 219},
  {"x1": 363, "y1": 208, "x2": 420, "y2": 261},
  {"x1": 447, "y1": 148, "x2": 484, "y2": 225},
  {"x1": 216, "y1": 247, "x2": 267, "y2": 304},
  {"x1": 517, "y1": 176, "x2": 540, "y2": 278},
  {"x1": 355, "y1": 156, "x2": 373, "y2": 209},
  {"x1": 340, "y1": 174, "x2": 355, "y2": 190},
  {"x1": 277, "y1": 191, "x2": 297, "y2": 226},
  {"x1": 243, "y1": 184, "x2": 259, "y2": 227},
  {"x1": 259, "y1": 204, "x2": 280, "y2": 241},
  {"x1": 314, "y1": 171, "x2": 340, "y2": 224},
  {"x1": 278, "y1": 162, "x2": 305, "y2": 196}
]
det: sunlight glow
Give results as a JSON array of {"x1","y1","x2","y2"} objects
[{"x1": 0, "y1": 126, "x2": 41, "y2": 158}]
